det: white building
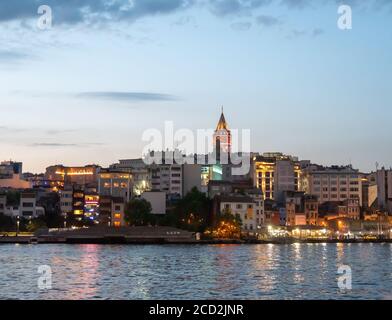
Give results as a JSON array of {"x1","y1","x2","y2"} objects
[
  {"x1": 220, "y1": 194, "x2": 263, "y2": 232},
  {"x1": 59, "y1": 187, "x2": 73, "y2": 215},
  {"x1": 1, "y1": 192, "x2": 45, "y2": 219},
  {"x1": 151, "y1": 163, "x2": 183, "y2": 199},
  {"x1": 375, "y1": 168, "x2": 392, "y2": 213},
  {"x1": 98, "y1": 169, "x2": 132, "y2": 202},
  {"x1": 0, "y1": 161, "x2": 31, "y2": 189},
  {"x1": 110, "y1": 159, "x2": 151, "y2": 196},
  {"x1": 302, "y1": 165, "x2": 363, "y2": 205}
]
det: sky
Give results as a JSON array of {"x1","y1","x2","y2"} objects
[{"x1": 0, "y1": 0, "x2": 391, "y2": 173}]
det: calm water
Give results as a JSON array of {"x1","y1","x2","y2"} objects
[{"x1": 1, "y1": 243, "x2": 392, "y2": 300}]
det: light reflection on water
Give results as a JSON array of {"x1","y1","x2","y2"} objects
[{"x1": 0, "y1": 243, "x2": 391, "y2": 300}]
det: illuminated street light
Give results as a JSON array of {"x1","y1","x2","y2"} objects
[{"x1": 16, "y1": 216, "x2": 20, "y2": 237}]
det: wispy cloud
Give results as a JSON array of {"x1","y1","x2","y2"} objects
[
  {"x1": 77, "y1": 91, "x2": 178, "y2": 102},
  {"x1": 0, "y1": 0, "x2": 194, "y2": 25},
  {"x1": 0, "y1": 50, "x2": 33, "y2": 63},
  {"x1": 312, "y1": 28, "x2": 324, "y2": 37},
  {"x1": 231, "y1": 21, "x2": 252, "y2": 31},
  {"x1": 256, "y1": 15, "x2": 282, "y2": 27},
  {"x1": 0, "y1": 0, "x2": 391, "y2": 27},
  {"x1": 31, "y1": 143, "x2": 78, "y2": 147},
  {"x1": 31, "y1": 142, "x2": 105, "y2": 148}
]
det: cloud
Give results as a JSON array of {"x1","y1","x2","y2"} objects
[
  {"x1": 0, "y1": 0, "x2": 390, "y2": 27},
  {"x1": 0, "y1": 0, "x2": 194, "y2": 25},
  {"x1": 312, "y1": 28, "x2": 324, "y2": 37},
  {"x1": 231, "y1": 21, "x2": 252, "y2": 30},
  {"x1": 280, "y1": 0, "x2": 310, "y2": 9},
  {"x1": 45, "y1": 129, "x2": 76, "y2": 135},
  {"x1": 0, "y1": 50, "x2": 33, "y2": 63},
  {"x1": 77, "y1": 91, "x2": 177, "y2": 102},
  {"x1": 256, "y1": 15, "x2": 282, "y2": 27},
  {"x1": 209, "y1": 0, "x2": 271, "y2": 16},
  {"x1": 31, "y1": 142, "x2": 104, "y2": 147},
  {"x1": 31, "y1": 143, "x2": 78, "y2": 147}
]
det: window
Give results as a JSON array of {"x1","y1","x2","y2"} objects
[
  {"x1": 248, "y1": 204, "x2": 253, "y2": 209},
  {"x1": 22, "y1": 202, "x2": 34, "y2": 207},
  {"x1": 236, "y1": 204, "x2": 242, "y2": 209},
  {"x1": 115, "y1": 205, "x2": 121, "y2": 211},
  {"x1": 114, "y1": 213, "x2": 121, "y2": 219}
]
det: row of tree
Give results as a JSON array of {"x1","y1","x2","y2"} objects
[{"x1": 125, "y1": 187, "x2": 242, "y2": 238}]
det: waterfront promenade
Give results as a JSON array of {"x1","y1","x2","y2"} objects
[{"x1": 1, "y1": 226, "x2": 392, "y2": 245}]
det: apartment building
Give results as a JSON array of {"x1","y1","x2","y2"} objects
[
  {"x1": 98, "y1": 169, "x2": 132, "y2": 202},
  {"x1": 110, "y1": 159, "x2": 151, "y2": 196},
  {"x1": 59, "y1": 187, "x2": 73, "y2": 215},
  {"x1": 1, "y1": 192, "x2": 45, "y2": 219},
  {"x1": 111, "y1": 197, "x2": 126, "y2": 227},
  {"x1": 0, "y1": 161, "x2": 31, "y2": 189},
  {"x1": 302, "y1": 165, "x2": 362, "y2": 206},
  {"x1": 45, "y1": 164, "x2": 100, "y2": 187},
  {"x1": 375, "y1": 168, "x2": 392, "y2": 213},
  {"x1": 151, "y1": 163, "x2": 183, "y2": 199},
  {"x1": 219, "y1": 192, "x2": 264, "y2": 232},
  {"x1": 253, "y1": 153, "x2": 301, "y2": 202}
]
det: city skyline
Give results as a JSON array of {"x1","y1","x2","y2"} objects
[{"x1": 1, "y1": 0, "x2": 392, "y2": 173}]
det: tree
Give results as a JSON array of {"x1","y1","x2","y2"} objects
[
  {"x1": 26, "y1": 218, "x2": 47, "y2": 232},
  {"x1": 169, "y1": 187, "x2": 211, "y2": 232},
  {"x1": 0, "y1": 214, "x2": 13, "y2": 232},
  {"x1": 205, "y1": 207, "x2": 242, "y2": 239},
  {"x1": 124, "y1": 198, "x2": 153, "y2": 226}
]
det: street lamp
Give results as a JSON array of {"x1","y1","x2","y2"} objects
[
  {"x1": 64, "y1": 212, "x2": 67, "y2": 229},
  {"x1": 16, "y1": 215, "x2": 20, "y2": 237}
]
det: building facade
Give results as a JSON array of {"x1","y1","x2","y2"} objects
[
  {"x1": 253, "y1": 153, "x2": 301, "y2": 202},
  {"x1": 302, "y1": 165, "x2": 363, "y2": 206},
  {"x1": 98, "y1": 169, "x2": 132, "y2": 202}
]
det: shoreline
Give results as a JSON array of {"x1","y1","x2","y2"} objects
[{"x1": 1, "y1": 236, "x2": 392, "y2": 245}]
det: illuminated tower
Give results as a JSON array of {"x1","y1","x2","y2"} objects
[{"x1": 213, "y1": 107, "x2": 231, "y2": 157}]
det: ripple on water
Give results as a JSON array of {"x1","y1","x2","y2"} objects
[{"x1": 0, "y1": 243, "x2": 391, "y2": 299}]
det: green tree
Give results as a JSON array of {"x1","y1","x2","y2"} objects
[
  {"x1": 206, "y1": 207, "x2": 242, "y2": 239},
  {"x1": 0, "y1": 213, "x2": 14, "y2": 232},
  {"x1": 124, "y1": 198, "x2": 153, "y2": 226},
  {"x1": 26, "y1": 218, "x2": 47, "y2": 232},
  {"x1": 170, "y1": 187, "x2": 211, "y2": 232}
]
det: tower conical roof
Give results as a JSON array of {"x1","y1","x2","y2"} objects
[{"x1": 216, "y1": 108, "x2": 229, "y2": 130}]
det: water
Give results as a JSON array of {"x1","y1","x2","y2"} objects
[{"x1": 1, "y1": 243, "x2": 391, "y2": 300}]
